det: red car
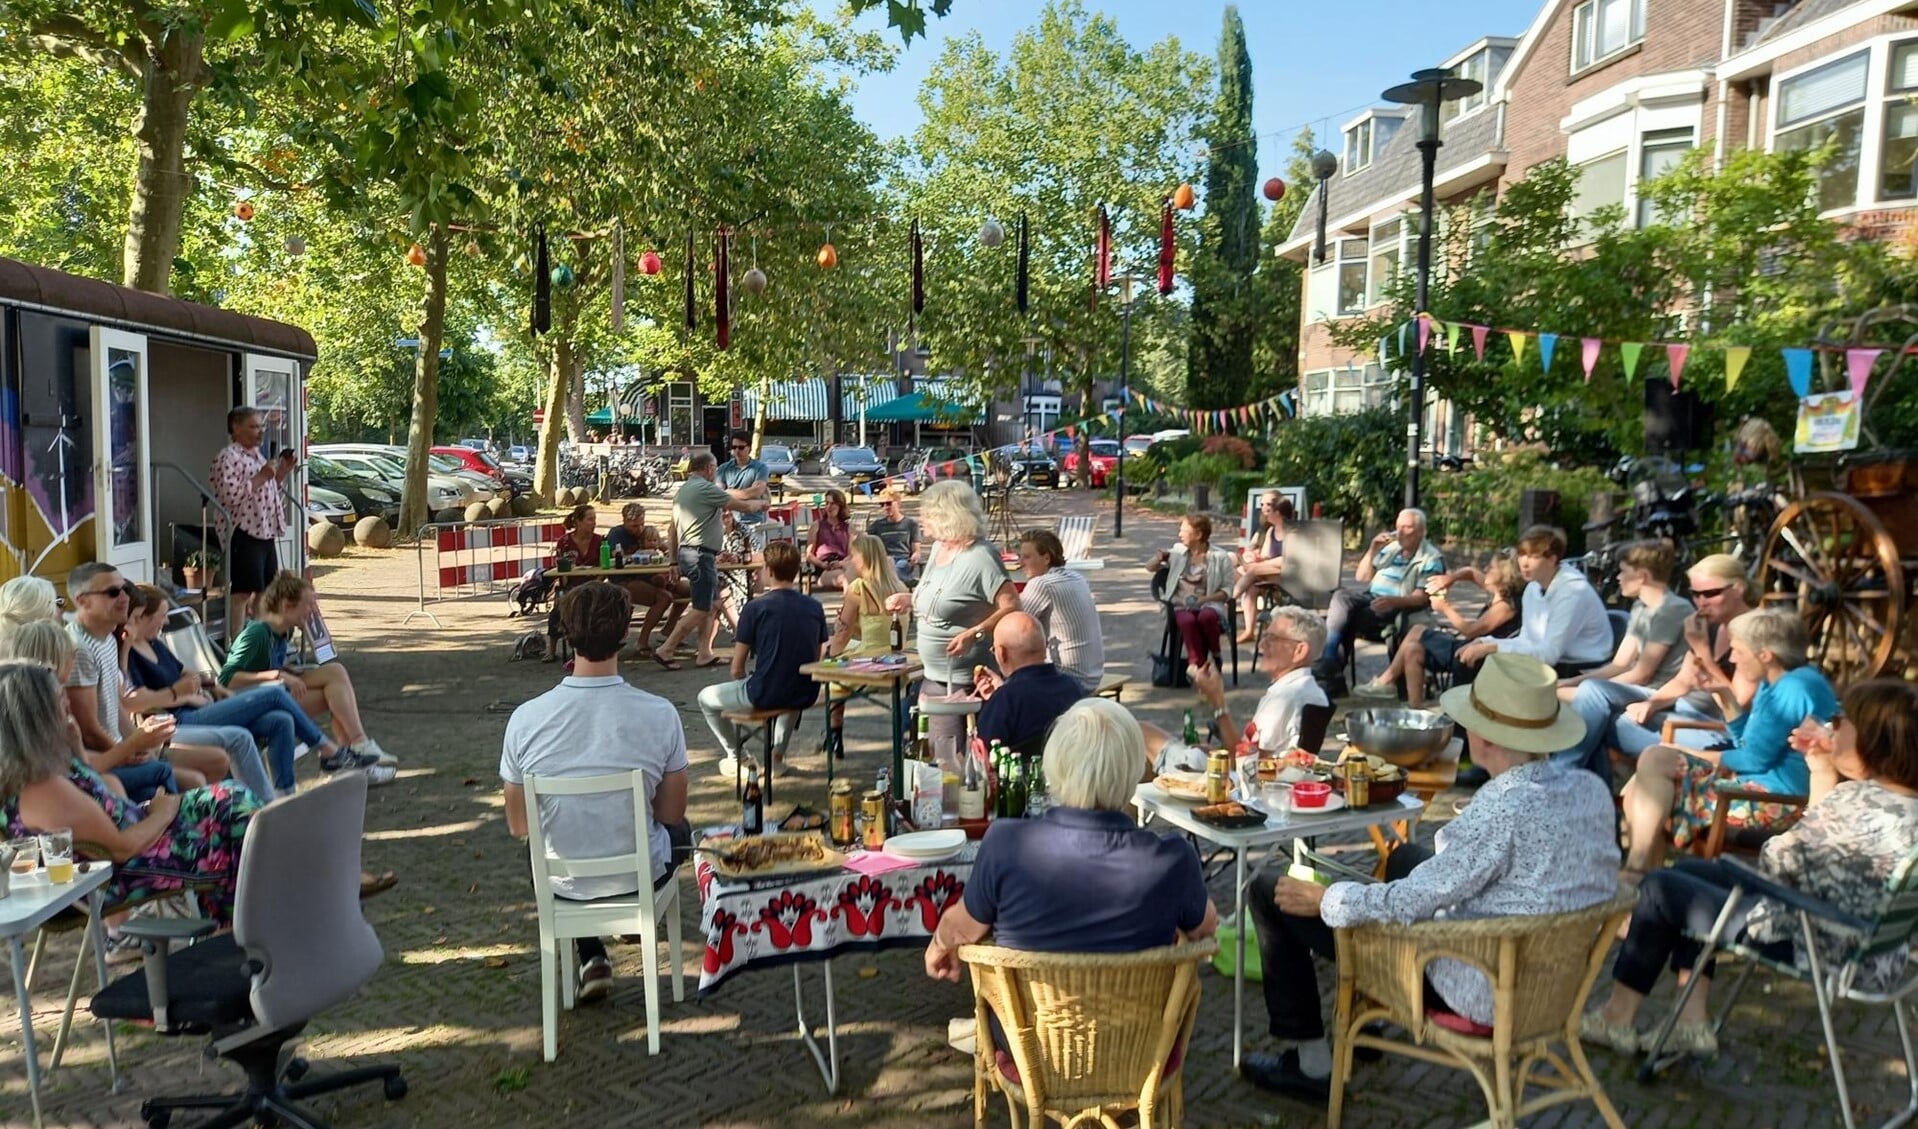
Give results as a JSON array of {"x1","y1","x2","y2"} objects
[
  {"x1": 1060, "y1": 439, "x2": 1122, "y2": 487},
  {"x1": 430, "y1": 445, "x2": 510, "y2": 491}
]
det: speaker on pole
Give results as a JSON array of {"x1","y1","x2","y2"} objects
[{"x1": 1643, "y1": 379, "x2": 1713, "y2": 456}]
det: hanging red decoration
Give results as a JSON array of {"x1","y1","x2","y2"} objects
[
  {"x1": 1172, "y1": 183, "x2": 1196, "y2": 210},
  {"x1": 639, "y1": 250, "x2": 663, "y2": 276},
  {"x1": 405, "y1": 242, "x2": 427, "y2": 267},
  {"x1": 683, "y1": 230, "x2": 697, "y2": 332},
  {"x1": 232, "y1": 201, "x2": 255, "y2": 222},
  {"x1": 817, "y1": 242, "x2": 839, "y2": 270},
  {"x1": 1157, "y1": 199, "x2": 1175, "y2": 296},
  {"x1": 1262, "y1": 177, "x2": 1286, "y2": 201},
  {"x1": 715, "y1": 229, "x2": 731, "y2": 350},
  {"x1": 1091, "y1": 205, "x2": 1112, "y2": 309}
]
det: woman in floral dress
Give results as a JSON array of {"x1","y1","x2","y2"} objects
[
  {"x1": 1582, "y1": 677, "x2": 1918, "y2": 1057},
  {"x1": 0, "y1": 659, "x2": 259, "y2": 926}
]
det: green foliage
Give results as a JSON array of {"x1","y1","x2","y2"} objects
[
  {"x1": 1167, "y1": 451, "x2": 1242, "y2": 489},
  {"x1": 1219, "y1": 470, "x2": 1264, "y2": 512},
  {"x1": 1261, "y1": 406, "x2": 1401, "y2": 530},
  {"x1": 1247, "y1": 130, "x2": 1318, "y2": 403},
  {"x1": 1421, "y1": 450, "x2": 1611, "y2": 556},
  {"x1": 1141, "y1": 433, "x2": 1203, "y2": 477},
  {"x1": 1200, "y1": 434, "x2": 1256, "y2": 469},
  {"x1": 1185, "y1": 5, "x2": 1257, "y2": 410}
]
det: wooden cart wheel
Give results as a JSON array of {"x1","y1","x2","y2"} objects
[{"x1": 1757, "y1": 492, "x2": 1904, "y2": 683}]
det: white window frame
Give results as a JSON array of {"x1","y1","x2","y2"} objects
[
  {"x1": 1571, "y1": 148, "x2": 1630, "y2": 238},
  {"x1": 1334, "y1": 238, "x2": 1369, "y2": 317},
  {"x1": 1770, "y1": 47, "x2": 1874, "y2": 214},
  {"x1": 1366, "y1": 217, "x2": 1404, "y2": 309},
  {"x1": 1302, "y1": 365, "x2": 1391, "y2": 417},
  {"x1": 1879, "y1": 39, "x2": 1918, "y2": 202},
  {"x1": 1571, "y1": 0, "x2": 1647, "y2": 74},
  {"x1": 1634, "y1": 127, "x2": 1696, "y2": 227},
  {"x1": 1345, "y1": 118, "x2": 1374, "y2": 174},
  {"x1": 1442, "y1": 46, "x2": 1510, "y2": 127}
]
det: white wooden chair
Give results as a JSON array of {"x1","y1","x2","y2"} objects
[
  {"x1": 1054, "y1": 514, "x2": 1104, "y2": 570},
  {"x1": 522, "y1": 770, "x2": 684, "y2": 1059}
]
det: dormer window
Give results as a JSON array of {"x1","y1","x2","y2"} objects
[
  {"x1": 1442, "y1": 44, "x2": 1512, "y2": 125},
  {"x1": 1343, "y1": 114, "x2": 1403, "y2": 175},
  {"x1": 1572, "y1": 0, "x2": 1646, "y2": 73}
]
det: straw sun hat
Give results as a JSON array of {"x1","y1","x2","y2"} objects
[{"x1": 1438, "y1": 652, "x2": 1585, "y2": 755}]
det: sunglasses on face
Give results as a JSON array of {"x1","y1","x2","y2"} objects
[
  {"x1": 1691, "y1": 586, "x2": 1729, "y2": 599},
  {"x1": 79, "y1": 582, "x2": 132, "y2": 600}
]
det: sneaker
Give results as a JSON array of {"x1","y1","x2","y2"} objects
[
  {"x1": 716, "y1": 755, "x2": 739, "y2": 779},
  {"x1": 358, "y1": 738, "x2": 399, "y2": 767},
  {"x1": 1239, "y1": 1049, "x2": 1330, "y2": 1102},
  {"x1": 1352, "y1": 679, "x2": 1397, "y2": 699},
  {"x1": 361, "y1": 764, "x2": 398, "y2": 787},
  {"x1": 1578, "y1": 1010, "x2": 1642, "y2": 1054},
  {"x1": 104, "y1": 932, "x2": 146, "y2": 967},
  {"x1": 320, "y1": 747, "x2": 382, "y2": 773},
  {"x1": 576, "y1": 955, "x2": 613, "y2": 1004}
]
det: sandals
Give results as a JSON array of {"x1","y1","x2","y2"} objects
[
  {"x1": 359, "y1": 871, "x2": 399, "y2": 900},
  {"x1": 695, "y1": 655, "x2": 726, "y2": 668},
  {"x1": 649, "y1": 651, "x2": 682, "y2": 672},
  {"x1": 1577, "y1": 1011, "x2": 1642, "y2": 1054}
]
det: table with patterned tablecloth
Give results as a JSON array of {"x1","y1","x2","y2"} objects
[{"x1": 694, "y1": 832, "x2": 977, "y2": 1093}]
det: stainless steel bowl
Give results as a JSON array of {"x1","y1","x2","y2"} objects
[{"x1": 1344, "y1": 709, "x2": 1455, "y2": 768}]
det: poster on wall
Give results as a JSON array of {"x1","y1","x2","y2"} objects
[{"x1": 1794, "y1": 391, "x2": 1861, "y2": 454}]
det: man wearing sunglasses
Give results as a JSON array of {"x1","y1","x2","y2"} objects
[
  {"x1": 716, "y1": 431, "x2": 770, "y2": 538},
  {"x1": 65, "y1": 562, "x2": 270, "y2": 800}
]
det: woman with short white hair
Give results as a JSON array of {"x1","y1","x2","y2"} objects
[
  {"x1": 925, "y1": 698, "x2": 1218, "y2": 983},
  {"x1": 884, "y1": 480, "x2": 1020, "y2": 752},
  {"x1": 0, "y1": 576, "x2": 59, "y2": 637}
]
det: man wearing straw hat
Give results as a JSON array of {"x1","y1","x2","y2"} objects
[{"x1": 1239, "y1": 652, "x2": 1619, "y2": 1102}]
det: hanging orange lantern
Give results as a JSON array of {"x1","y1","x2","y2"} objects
[
  {"x1": 1172, "y1": 183, "x2": 1196, "y2": 210},
  {"x1": 817, "y1": 242, "x2": 838, "y2": 270},
  {"x1": 1262, "y1": 177, "x2": 1286, "y2": 201},
  {"x1": 232, "y1": 201, "x2": 255, "y2": 222},
  {"x1": 405, "y1": 243, "x2": 427, "y2": 267},
  {"x1": 638, "y1": 250, "x2": 663, "y2": 275}
]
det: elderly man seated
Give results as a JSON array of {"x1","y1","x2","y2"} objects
[
  {"x1": 1239, "y1": 653, "x2": 1619, "y2": 1102},
  {"x1": 1144, "y1": 606, "x2": 1331, "y2": 773},
  {"x1": 973, "y1": 612, "x2": 1087, "y2": 753},
  {"x1": 1311, "y1": 508, "x2": 1444, "y2": 697}
]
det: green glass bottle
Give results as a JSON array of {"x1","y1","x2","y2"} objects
[{"x1": 1182, "y1": 708, "x2": 1199, "y2": 746}]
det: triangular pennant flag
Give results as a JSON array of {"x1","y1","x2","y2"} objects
[
  {"x1": 1378, "y1": 336, "x2": 1390, "y2": 368},
  {"x1": 1847, "y1": 347, "x2": 1885, "y2": 400},
  {"x1": 1538, "y1": 332, "x2": 1557, "y2": 372},
  {"x1": 1397, "y1": 321, "x2": 1409, "y2": 358},
  {"x1": 1723, "y1": 346, "x2": 1752, "y2": 390},
  {"x1": 1417, "y1": 314, "x2": 1431, "y2": 354},
  {"x1": 1581, "y1": 338, "x2": 1602, "y2": 382},
  {"x1": 1470, "y1": 324, "x2": 1488, "y2": 361},
  {"x1": 1665, "y1": 343, "x2": 1690, "y2": 391},
  {"x1": 1506, "y1": 331, "x2": 1528, "y2": 366},
  {"x1": 1446, "y1": 321, "x2": 1461, "y2": 355},
  {"x1": 1783, "y1": 347, "x2": 1814, "y2": 397},
  {"x1": 1620, "y1": 342, "x2": 1644, "y2": 379}
]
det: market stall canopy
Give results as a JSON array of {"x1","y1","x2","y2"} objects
[{"x1": 862, "y1": 389, "x2": 983, "y2": 424}]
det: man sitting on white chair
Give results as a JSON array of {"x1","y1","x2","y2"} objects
[{"x1": 501, "y1": 582, "x2": 691, "y2": 1003}]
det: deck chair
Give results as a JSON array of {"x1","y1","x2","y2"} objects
[
  {"x1": 1054, "y1": 514, "x2": 1104, "y2": 570},
  {"x1": 1639, "y1": 848, "x2": 1918, "y2": 1129},
  {"x1": 163, "y1": 603, "x2": 226, "y2": 679}
]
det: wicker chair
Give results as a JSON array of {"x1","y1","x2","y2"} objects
[
  {"x1": 1328, "y1": 890, "x2": 1639, "y2": 1129},
  {"x1": 956, "y1": 940, "x2": 1216, "y2": 1129}
]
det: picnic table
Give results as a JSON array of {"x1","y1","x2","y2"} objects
[{"x1": 798, "y1": 657, "x2": 924, "y2": 799}]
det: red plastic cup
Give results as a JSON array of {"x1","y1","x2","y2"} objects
[{"x1": 1293, "y1": 781, "x2": 1332, "y2": 809}]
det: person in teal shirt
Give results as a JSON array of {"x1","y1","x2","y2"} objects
[{"x1": 1620, "y1": 608, "x2": 1836, "y2": 877}]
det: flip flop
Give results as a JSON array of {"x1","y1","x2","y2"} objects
[
  {"x1": 650, "y1": 651, "x2": 682, "y2": 672},
  {"x1": 695, "y1": 656, "x2": 726, "y2": 668},
  {"x1": 359, "y1": 871, "x2": 399, "y2": 900}
]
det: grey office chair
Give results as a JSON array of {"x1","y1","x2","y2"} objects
[{"x1": 91, "y1": 772, "x2": 405, "y2": 1128}]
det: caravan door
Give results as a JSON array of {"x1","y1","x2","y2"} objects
[
  {"x1": 244, "y1": 354, "x2": 304, "y2": 575},
  {"x1": 90, "y1": 328, "x2": 152, "y2": 581}
]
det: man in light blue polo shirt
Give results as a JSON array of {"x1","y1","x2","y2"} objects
[
  {"x1": 717, "y1": 431, "x2": 769, "y2": 531},
  {"x1": 1312, "y1": 507, "x2": 1444, "y2": 694}
]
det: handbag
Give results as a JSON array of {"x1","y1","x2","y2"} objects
[{"x1": 1150, "y1": 649, "x2": 1189, "y2": 689}]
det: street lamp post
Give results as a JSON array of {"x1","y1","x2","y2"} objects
[
  {"x1": 1021, "y1": 335, "x2": 1045, "y2": 444},
  {"x1": 1311, "y1": 149, "x2": 1338, "y2": 264},
  {"x1": 1382, "y1": 67, "x2": 1480, "y2": 511},
  {"x1": 1111, "y1": 274, "x2": 1141, "y2": 539}
]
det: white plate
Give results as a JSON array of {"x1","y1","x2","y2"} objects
[
  {"x1": 1153, "y1": 772, "x2": 1211, "y2": 804},
  {"x1": 885, "y1": 829, "x2": 967, "y2": 860},
  {"x1": 1279, "y1": 793, "x2": 1346, "y2": 815}
]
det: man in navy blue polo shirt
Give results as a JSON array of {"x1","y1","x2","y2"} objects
[
  {"x1": 925, "y1": 697, "x2": 1217, "y2": 977},
  {"x1": 974, "y1": 612, "x2": 1086, "y2": 753}
]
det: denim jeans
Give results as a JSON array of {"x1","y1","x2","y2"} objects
[
  {"x1": 1553, "y1": 679, "x2": 1659, "y2": 781},
  {"x1": 172, "y1": 724, "x2": 273, "y2": 801},
  {"x1": 697, "y1": 678, "x2": 799, "y2": 762},
  {"x1": 1611, "y1": 696, "x2": 1729, "y2": 761},
  {"x1": 175, "y1": 685, "x2": 328, "y2": 793},
  {"x1": 110, "y1": 759, "x2": 178, "y2": 803}
]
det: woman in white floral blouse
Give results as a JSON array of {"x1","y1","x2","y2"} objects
[{"x1": 1582, "y1": 678, "x2": 1918, "y2": 1058}]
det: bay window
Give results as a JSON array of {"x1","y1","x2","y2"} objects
[{"x1": 1776, "y1": 50, "x2": 1868, "y2": 212}]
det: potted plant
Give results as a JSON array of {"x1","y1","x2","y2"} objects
[{"x1": 182, "y1": 549, "x2": 221, "y2": 591}]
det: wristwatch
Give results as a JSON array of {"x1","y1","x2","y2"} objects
[{"x1": 973, "y1": 628, "x2": 987, "y2": 642}]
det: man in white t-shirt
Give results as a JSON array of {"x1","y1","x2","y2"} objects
[
  {"x1": 501, "y1": 581, "x2": 690, "y2": 1003},
  {"x1": 1142, "y1": 606, "x2": 1331, "y2": 773}
]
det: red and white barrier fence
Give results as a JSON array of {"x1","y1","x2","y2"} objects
[{"x1": 406, "y1": 517, "x2": 563, "y2": 625}]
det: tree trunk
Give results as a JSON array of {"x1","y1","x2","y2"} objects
[
  {"x1": 122, "y1": 31, "x2": 204, "y2": 294},
  {"x1": 750, "y1": 376, "x2": 771, "y2": 456},
  {"x1": 1078, "y1": 378, "x2": 1096, "y2": 490},
  {"x1": 398, "y1": 226, "x2": 451, "y2": 535},
  {"x1": 533, "y1": 336, "x2": 572, "y2": 502},
  {"x1": 565, "y1": 354, "x2": 587, "y2": 442}
]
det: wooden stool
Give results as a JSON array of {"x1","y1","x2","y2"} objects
[
  {"x1": 1094, "y1": 674, "x2": 1130, "y2": 702},
  {"x1": 722, "y1": 706, "x2": 805, "y2": 810}
]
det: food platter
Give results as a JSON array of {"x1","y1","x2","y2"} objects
[
  {"x1": 1192, "y1": 801, "x2": 1269, "y2": 829},
  {"x1": 700, "y1": 831, "x2": 846, "y2": 880},
  {"x1": 1153, "y1": 771, "x2": 1211, "y2": 803}
]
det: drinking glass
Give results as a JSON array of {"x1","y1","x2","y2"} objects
[
  {"x1": 39, "y1": 828, "x2": 74, "y2": 884},
  {"x1": 1260, "y1": 781, "x2": 1294, "y2": 819},
  {"x1": 8, "y1": 837, "x2": 40, "y2": 877}
]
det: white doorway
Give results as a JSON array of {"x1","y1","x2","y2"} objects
[{"x1": 91, "y1": 328, "x2": 152, "y2": 581}]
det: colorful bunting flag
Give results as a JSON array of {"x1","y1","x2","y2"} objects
[
  {"x1": 1506, "y1": 330, "x2": 1528, "y2": 366},
  {"x1": 1620, "y1": 342, "x2": 1644, "y2": 379},
  {"x1": 1446, "y1": 322, "x2": 1461, "y2": 356},
  {"x1": 1665, "y1": 343, "x2": 1690, "y2": 391},
  {"x1": 1847, "y1": 348, "x2": 1884, "y2": 400},
  {"x1": 1537, "y1": 333, "x2": 1557, "y2": 372},
  {"x1": 1580, "y1": 338, "x2": 1601, "y2": 382},
  {"x1": 1470, "y1": 324, "x2": 1489, "y2": 361},
  {"x1": 1724, "y1": 346, "x2": 1751, "y2": 390},
  {"x1": 1782, "y1": 348, "x2": 1815, "y2": 396},
  {"x1": 1417, "y1": 314, "x2": 1431, "y2": 355},
  {"x1": 1397, "y1": 321, "x2": 1409, "y2": 360}
]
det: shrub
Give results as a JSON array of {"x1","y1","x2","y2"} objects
[
  {"x1": 1422, "y1": 449, "x2": 1612, "y2": 555},
  {"x1": 1201, "y1": 434, "x2": 1257, "y2": 469},
  {"x1": 1167, "y1": 452, "x2": 1243, "y2": 491},
  {"x1": 1262, "y1": 406, "x2": 1404, "y2": 531},
  {"x1": 1220, "y1": 471, "x2": 1265, "y2": 514}
]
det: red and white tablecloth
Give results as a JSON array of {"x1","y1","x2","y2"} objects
[{"x1": 694, "y1": 838, "x2": 977, "y2": 994}]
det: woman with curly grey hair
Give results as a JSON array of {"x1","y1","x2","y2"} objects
[{"x1": 883, "y1": 480, "x2": 1020, "y2": 752}]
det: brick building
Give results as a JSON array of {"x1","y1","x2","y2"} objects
[{"x1": 1274, "y1": 0, "x2": 1918, "y2": 449}]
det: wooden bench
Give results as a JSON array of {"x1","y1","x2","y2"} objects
[
  {"x1": 721, "y1": 705, "x2": 807, "y2": 809},
  {"x1": 1094, "y1": 674, "x2": 1129, "y2": 702}
]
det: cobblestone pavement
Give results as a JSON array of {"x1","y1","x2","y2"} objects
[{"x1": 1, "y1": 490, "x2": 1895, "y2": 1127}]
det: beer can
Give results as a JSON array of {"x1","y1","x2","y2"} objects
[
  {"x1": 830, "y1": 781, "x2": 857, "y2": 848},
  {"x1": 1344, "y1": 759, "x2": 1370, "y2": 808},
  {"x1": 861, "y1": 789, "x2": 889, "y2": 851}
]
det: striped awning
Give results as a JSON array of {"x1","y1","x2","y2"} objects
[{"x1": 742, "y1": 379, "x2": 831, "y2": 421}]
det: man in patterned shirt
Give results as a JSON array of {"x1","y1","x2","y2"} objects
[
  {"x1": 1240, "y1": 653, "x2": 1619, "y2": 1102},
  {"x1": 209, "y1": 407, "x2": 297, "y2": 619}
]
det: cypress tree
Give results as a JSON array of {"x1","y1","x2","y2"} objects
[{"x1": 1187, "y1": 5, "x2": 1258, "y2": 410}]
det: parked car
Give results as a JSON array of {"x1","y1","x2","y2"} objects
[
  {"x1": 506, "y1": 444, "x2": 533, "y2": 465},
  {"x1": 1061, "y1": 438, "x2": 1122, "y2": 487},
  {"x1": 759, "y1": 443, "x2": 797, "y2": 477},
  {"x1": 825, "y1": 445, "x2": 886, "y2": 488},
  {"x1": 456, "y1": 438, "x2": 494, "y2": 454},
  {"x1": 432, "y1": 444, "x2": 528, "y2": 496},
  {"x1": 311, "y1": 446, "x2": 475, "y2": 510},
  {"x1": 306, "y1": 484, "x2": 355, "y2": 527},
  {"x1": 1122, "y1": 434, "x2": 1157, "y2": 459},
  {"x1": 308, "y1": 454, "x2": 400, "y2": 525},
  {"x1": 1004, "y1": 443, "x2": 1059, "y2": 488}
]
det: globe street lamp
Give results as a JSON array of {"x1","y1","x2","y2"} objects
[
  {"x1": 1311, "y1": 149, "x2": 1339, "y2": 264},
  {"x1": 1381, "y1": 67, "x2": 1480, "y2": 510}
]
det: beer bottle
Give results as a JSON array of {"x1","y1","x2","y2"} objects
[
  {"x1": 1182, "y1": 708, "x2": 1199, "y2": 747},
  {"x1": 598, "y1": 541, "x2": 613, "y2": 569},
  {"x1": 889, "y1": 613, "x2": 905, "y2": 653},
  {"x1": 741, "y1": 767, "x2": 764, "y2": 836},
  {"x1": 916, "y1": 711, "x2": 933, "y2": 763},
  {"x1": 1026, "y1": 757, "x2": 1047, "y2": 818},
  {"x1": 1006, "y1": 756, "x2": 1027, "y2": 820}
]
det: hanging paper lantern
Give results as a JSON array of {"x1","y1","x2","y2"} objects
[
  {"x1": 638, "y1": 250, "x2": 663, "y2": 276},
  {"x1": 232, "y1": 201, "x2": 255, "y2": 222},
  {"x1": 817, "y1": 242, "x2": 838, "y2": 270},
  {"x1": 742, "y1": 267, "x2": 768, "y2": 294},
  {"x1": 464, "y1": 239, "x2": 482, "y2": 257},
  {"x1": 978, "y1": 219, "x2": 1006, "y2": 249},
  {"x1": 1262, "y1": 177, "x2": 1286, "y2": 201},
  {"x1": 405, "y1": 243, "x2": 427, "y2": 267},
  {"x1": 282, "y1": 236, "x2": 305, "y2": 257},
  {"x1": 550, "y1": 263, "x2": 575, "y2": 289},
  {"x1": 1172, "y1": 183, "x2": 1196, "y2": 210}
]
